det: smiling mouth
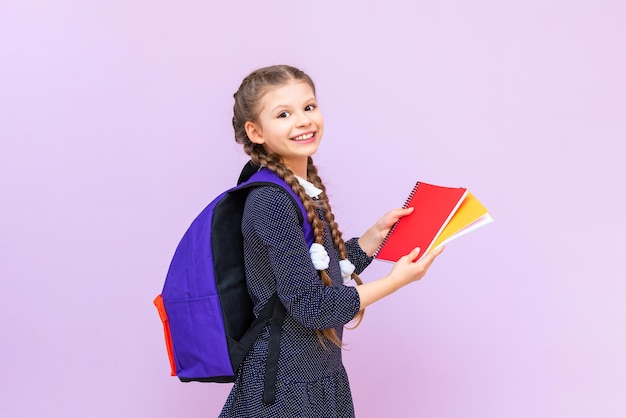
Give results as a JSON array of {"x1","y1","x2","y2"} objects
[{"x1": 292, "y1": 132, "x2": 315, "y2": 141}]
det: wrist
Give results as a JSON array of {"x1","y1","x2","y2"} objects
[{"x1": 358, "y1": 227, "x2": 382, "y2": 257}]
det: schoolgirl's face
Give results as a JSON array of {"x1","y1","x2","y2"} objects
[{"x1": 245, "y1": 81, "x2": 323, "y2": 178}]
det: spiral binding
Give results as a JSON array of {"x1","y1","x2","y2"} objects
[
  {"x1": 373, "y1": 182, "x2": 421, "y2": 257},
  {"x1": 401, "y1": 181, "x2": 421, "y2": 209}
]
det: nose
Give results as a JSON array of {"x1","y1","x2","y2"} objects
[{"x1": 295, "y1": 111, "x2": 312, "y2": 127}]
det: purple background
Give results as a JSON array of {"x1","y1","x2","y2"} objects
[{"x1": 2, "y1": 1, "x2": 625, "y2": 417}]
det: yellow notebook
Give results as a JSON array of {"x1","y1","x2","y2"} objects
[{"x1": 431, "y1": 192, "x2": 493, "y2": 249}]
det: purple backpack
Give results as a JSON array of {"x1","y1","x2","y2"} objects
[{"x1": 154, "y1": 162, "x2": 313, "y2": 405}]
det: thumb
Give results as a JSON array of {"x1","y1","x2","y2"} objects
[{"x1": 406, "y1": 247, "x2": 421, "y2": 262}]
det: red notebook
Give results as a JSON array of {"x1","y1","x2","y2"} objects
[{"x1": 374, "y1": 182, "x2": 493, "y2": 263}]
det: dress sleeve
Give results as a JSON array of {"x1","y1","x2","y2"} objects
[
  {"x1": 244, "y1": 187, "x2": 360, "y2": 330},
  {"x1": 345, "y1": 238, "x2": 373, "y2": 275}
]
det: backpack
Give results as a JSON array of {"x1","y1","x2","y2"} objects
[{"x1": 153, "y1": 162, "x2": 314, "y2": 405}]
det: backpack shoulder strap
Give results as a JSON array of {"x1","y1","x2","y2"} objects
[{"x1": 235, "y1": 166, "x2": 314, "y2": 245}]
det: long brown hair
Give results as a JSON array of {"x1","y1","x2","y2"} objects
[{"x1": 232, "y1": 65, "x2": 364, "y2": 347}]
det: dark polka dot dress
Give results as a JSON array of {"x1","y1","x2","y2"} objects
[{"x1": 219, "y1": 186, "x2": 373, "y2": 418}]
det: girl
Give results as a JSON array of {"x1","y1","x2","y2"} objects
[{"x1": 220, "y1": 65, "x2": 444, "y2": 417}]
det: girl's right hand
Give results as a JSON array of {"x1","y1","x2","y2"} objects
[
  {"x1": 355, "y1": 245, "x2": 445, "y2": 310},
  {"x1": 390, "y1": 245, "x2": 445, "y2": 285}
]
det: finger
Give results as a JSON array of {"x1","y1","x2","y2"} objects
[
  {"x1": 387, "y1": 207, "x2": 414, "y2": 219},
  {"x1": 430, "y1": 245, "x2": 445, "y2": 257},
  {"x1": 378, "y1": 208, "x2": 412, "y2": 231},
  {"x1": 382, "y1": 207, "x2": 414, "y2": 228},
  {"x1": 419, "y1": 246, "x2": 445, "y2": 267},
  {"x1": 396, "y1": 207, "x2": 414, "y2": 218}
]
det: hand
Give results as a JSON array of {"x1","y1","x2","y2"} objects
[
  {"x1": 358, "y1": 207, "x2": 414, "y2": 256},
  {"x1": 354, "y1": 244, "x2": 445, "y2": 310},
  {"x1": 391, "y1": 245, "x2": 445, "y2": 284}
]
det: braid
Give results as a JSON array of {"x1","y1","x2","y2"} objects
[
  {"x1": 257, "y1": 154, "x2": 326, "y2": 261},
  {"x1": 307, "y1": 158, "x2": 365, "y2": 330},
  {"x1": 307, "y1": 157, "x2": 365, "y2": 329},
  {"x1": 307, "y1": 157, "x2": 364, "y2": 289},
  {"x1": 306, "y1": 162, "x2": 343, "y2": 253}
]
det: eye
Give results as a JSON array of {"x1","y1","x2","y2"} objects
[
  {"x1": 278, "y1": 111, "x2": 291, "y2": 118},
  {"x1": 304, "y1": 104, "x2": 316, "y2": 111}
]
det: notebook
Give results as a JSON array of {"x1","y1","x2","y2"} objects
[{"x1": 374, "y1": 182, "x2": 493, "y2": 263}]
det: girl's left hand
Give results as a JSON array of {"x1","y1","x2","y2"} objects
[{"x1": 358, "y1": 207, "x2": 414, "y2": 256}]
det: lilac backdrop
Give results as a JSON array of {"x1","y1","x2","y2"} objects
[{"x1": 1, "y1": 1, "x2": 625, "y2": 417}]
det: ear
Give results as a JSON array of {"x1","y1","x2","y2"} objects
[{"x1": 245, "y1": 121, "x2": 264, "y2": 144}]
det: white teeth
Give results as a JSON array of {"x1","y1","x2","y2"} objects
[{"x1": 293, "y1": 133, "x2": 314, "y2": 141}]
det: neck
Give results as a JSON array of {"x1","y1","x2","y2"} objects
[{"x1": 283, "y1": 157, "x2": 308, "y2": 179}]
